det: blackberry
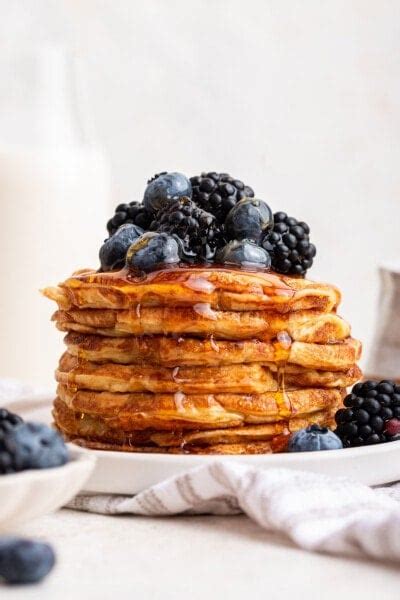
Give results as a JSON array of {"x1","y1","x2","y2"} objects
[
  {"x1": 107, "y1": 201, "x2": 153, "y2": 237},
  {"x1": 0, "y1": 408, "x2": 22, "y2": 435},
  {"x1": 262, "y1": 212, "x2": 316, "y2": 276},
  {"x1": 147, "y1": 171, "x2": 167, "y2": 184},
  {"x1": 335, "y1": 380, "x2": 400, "y2": 448},
  {"x1": 150, "y1": 197, "x2": 224, "y2": 262},
  {"x1": 190, "y1": 172, "x2": 255, "y2": 222}
]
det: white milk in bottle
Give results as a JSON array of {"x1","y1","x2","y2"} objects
[{"x1": 0, "y1": 48, "x2": 111, "y2": 385}]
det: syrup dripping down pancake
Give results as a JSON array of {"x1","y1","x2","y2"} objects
[
  {"x1": 64, "y1": 332, "x2": 361, "y2": 370},
  {"x1": 56, "y1": 384, "x2": 344, "y2": 429},
  {"x1": 57, "y1": 352, "x2": 361, "y2": 393},
  {"x1": 53, "y1": 307, "x2": 350, "y2": 343},
  {"x1": 42, "y1": 266, "x2": 341, "y2": 313},
  {"x1": 53, "y1": 396, "x2": 340, "y2": 454}
]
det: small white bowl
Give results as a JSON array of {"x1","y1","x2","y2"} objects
[{"x1": 0, "y1": 450, "x2": 96, "y2": 530}]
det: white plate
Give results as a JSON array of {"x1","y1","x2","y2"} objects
[
  {"x1": 5, "y1": 395, "x2": 400, "y2": 495},
  {"x1": 0, "y1": 451, "x2": 96, "y2": 529}
]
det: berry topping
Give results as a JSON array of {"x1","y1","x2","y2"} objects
[
  {"x1": 149, "y1": 197, "x2": 224, "y2": 262},
  {"x1": 107, "y1": 201, "x2": 153, "y2": 236},
  {"x1": 190, "y1": 172, "x2": 255, "y2": 222},
  {"x1": 288, "y1": 424, "x2": 343, "y2": 452},
  {"x1": 384, "y1": 419, "x2": 400, "y2": 437},
  {"x1": 143, "y1": 172, "x2": 192, "y2": 213},
  {"x1": 0, "y1": 408, "x2": 23, "y2": 435},
  {"x1": 335, "y1": 380, "x2": 400, "y2": 447},
  {"x1": 0, "y1": 422, "x2": 68, "y2": 474},
  {"x1": 147, "y1": 171, "x2": 167, "y2": 183},
  {"x1": 100, "y1": 224, "x2": 144, "y2": 271},
  {"x1": 216, "y1": 239, "x2": 271, "y2": 268},
  {"x1": 225, "y1": 198, "x2": 273, "y2": 243},
  {"x1": 262, "y1": 212, "x2": 316, "y2": 276},
  {"x1": 0, "y1": 537, "x2": 55, "y2": 584},
  {"x1": 126, "y1": 232, "x2": 180, "y2": 272}
]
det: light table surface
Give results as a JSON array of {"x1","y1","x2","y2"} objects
[{"x1": 2, "y1": 509, "x2": 400, "y2": 599}]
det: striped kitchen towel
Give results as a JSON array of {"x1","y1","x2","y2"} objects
[{"x1": 66, "y1": 461, "x2": 400, "y2": 564}]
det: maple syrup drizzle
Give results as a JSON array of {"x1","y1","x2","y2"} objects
[
  {"x1": 64, "y1": 264, "x2": 301, "y2": 454},
  {"x1": 272, "y1": 331, "x2": 293, "y2": 442},
  {"x1": 68, "y1": 264, "x2": 295, "y2": 304}
]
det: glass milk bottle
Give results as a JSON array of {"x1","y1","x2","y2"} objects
[{"x1": 0, "y1": 47, "x2": 111, "y2": 386}]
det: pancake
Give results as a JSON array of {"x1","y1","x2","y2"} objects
[
  {"x1": 42, "y1": 266, "x2": 341, "y2": 313},
  {"x1": 53, "y1": 396, "x2": 338, "y2": 454},
  {"x1": 64, "y1": 332, "x2": 362, "y2": 370},
  {"x1": 56, "y1": 384, "x2": 344, "y2": 429},
  {"x1": 56, "y1": 352, "x2": 361, "y2": 393},
  {"x1": 53, "y1": 307, "x2": 350, "y2": 343},
  {"x1": 44, "y1": 263, "x2": 361, "y2": 455}
]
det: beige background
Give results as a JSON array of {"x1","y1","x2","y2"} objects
[{"x1": 1, "y1": 0, "x2": 400, "y2": 383}]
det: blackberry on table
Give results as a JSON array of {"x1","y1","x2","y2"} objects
[
  {"x1": 190, "y1": 172, "x2": 255, "y2": 222},
  {"x1": 335, "y1": 380, "x2": 400, "y2": 448},
  {"x1": 150, "y1": 197, "x2": 225, "y2": 262},
  {"x1": 107, "y1": 201, "x2": 153, "y2": 236},
  {"x1": 262, "y1": 211, "x2": 316, "y2": 276}
]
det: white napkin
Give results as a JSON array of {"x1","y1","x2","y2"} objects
[{"x1": 66, "y1": 462, "x2": 400, "y2": 564}]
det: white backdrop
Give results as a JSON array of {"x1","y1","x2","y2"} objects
[
  {"x1": 2, "y1": 0, "x2": 400, "y2": 383},
  {"x1": 76, "y1": 0, "x2": 400, "y2": 364}
]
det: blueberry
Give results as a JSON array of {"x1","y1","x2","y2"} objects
[
  {"x1": 0, "y1": 537, "x2": 55, "y2": 584},
  {"x1": 1, "y1": 423, "x2": 69, "y2": 472},
  {"x1": 288, "y1": 424, "x2": 343, "y2": 452},
  {"x1": 216, "y1": 239, "x2": 271, "y2": 268},
  {"x1": 99, "y1": 224, "x2": 144, "y2": 271},
  {"x1": 143, "y1": 172, "x2": 192, "y2": 213},
  {"x1": 126, "y1": 232, "x2": 180, "y2": 272},
  {"x1": 225, "y1": 198, "x2": 273, "y2": 242}
]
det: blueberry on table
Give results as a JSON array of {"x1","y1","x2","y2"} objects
[
  {"x1": 288, "y1": 425, "x2": 343, "y2": 452},
  {"x1": 216, "y1": 239, "x2": 271, "y2": 268},
  {"x1": 225, "y1": 198, "x2": 273, "y2": 242},
  {"x1": 100, "y1": 223, "x2": 144, "y2": 271},
  {"x1": 0, "y1": 537, "x2": 55, "y2": 584},
  {"x1": 143, "y1": 172, "x2": 192, "y2": 213},
  {"x1": 0, "y1": 423, "x2": 69, "y2": 474},
  {"x1": 126, "y1": 232, "x2": 180, "y2": 272}
]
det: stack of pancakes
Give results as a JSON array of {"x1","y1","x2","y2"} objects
[{"x1": 42, "y1": 266, "x2": 362, "y2": 454}]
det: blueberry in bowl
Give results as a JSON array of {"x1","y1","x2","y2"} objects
[
  {"x1": 143, "y1": 172, "x2": 192, "y2": 213},
  {"x1": 126, "y1": 232, "x2": 180, "y2": 272},
  {"x1": 0, "y1": 409, "x2": 23, "y2": 435},
  {"x1": 288, "y1": 425, "x2": 343, "y2": 452},
  {"x1": 225, "y1": 198, "x2": 273, "y2": 243},
  {"x1": 99, "y1": 223, "x2": 144, "y2": 271},
  {"x1": 216, "y1": 239, "x2": 271, "y2": 268},
  {"x1": 0, "y1": 421, "x2": 69, "y2": 474}
]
